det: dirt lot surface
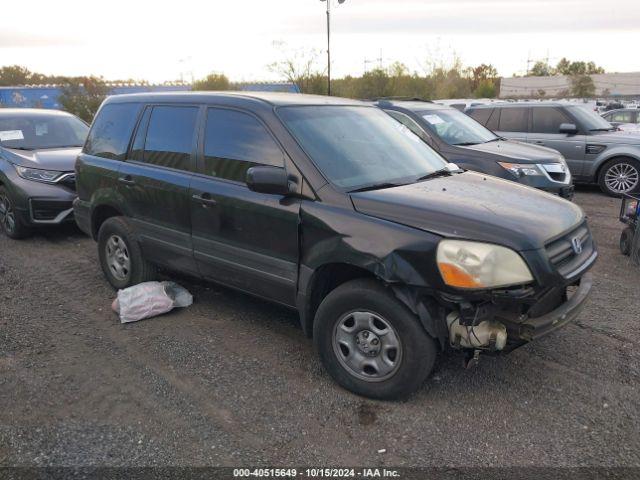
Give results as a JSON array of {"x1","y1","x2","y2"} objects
[{"x1": 1, "y1": 187, "x2": 639, "y2": 468}]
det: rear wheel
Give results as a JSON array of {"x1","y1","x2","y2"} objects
[
  {"x1": 598, "y1": 158, "x2": 640, "y2": 197},
  {"x1": 620, "y1": 227, "x2": 634, "y2": 256},
  {"x1": 98, "y1": 216, "x2": 156, "y2": 289},
  {"x1": 0, "y1": 186, "x2": 30, "y2": 239},
  {"x1": 313, "y1": 278, "x2": 437, "y2": 400}
]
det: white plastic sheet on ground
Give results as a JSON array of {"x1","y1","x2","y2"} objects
[{"x1": 111, "y1": 281, "x2": 193, "y2": 323}]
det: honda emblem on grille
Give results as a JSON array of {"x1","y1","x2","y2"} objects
[{"x1": 571, "y1": 236, "x2": 583, "y2": 254}]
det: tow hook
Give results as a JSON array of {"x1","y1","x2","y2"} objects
[{"x1": 463, "y1": 349, "x2": 481, "y2": 369}]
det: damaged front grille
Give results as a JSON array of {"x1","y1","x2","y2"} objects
[{"x1": 545, "y1": 222, "x2": 595, "y2": 278}]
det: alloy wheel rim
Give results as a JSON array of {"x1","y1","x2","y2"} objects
[
  {"x1": 605, "y1": 163, "x2": 639, "y2": 193},
  {"x1": 0, "y1": 194, "x2": 16, "y2": 234},
  {"x1": 105, "y1": 235, "x2": 131, "y2": 281},
  {"x1": 332, "y1": 310, "x2": 402, "y2": 382}
]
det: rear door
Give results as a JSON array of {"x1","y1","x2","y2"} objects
[
  {"x1": 189, "y1": 107, "x2": 300, "y2": 306},
  {"x1": 528, "y1": 106, "x2": 586, "y2": 176},
  {"x1": 117, "y1": 104, "x2": 199, "y2": 274}
]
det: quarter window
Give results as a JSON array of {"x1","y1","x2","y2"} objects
[
  {"x1": 497, "y1": 107, "x2": 528, "y2": 132},
  {"x1": 142, "y1": 106, "x2": 198, "y2": 171},
  {"x1": 84, "y1": 103, "x2": 140, "y2": 160},
  {"x1": 531, "y1": 107, "x2": 571, "y2": 134},
  {"x1": 202, "y1": 108, "x2": 283, "y2": 183}
]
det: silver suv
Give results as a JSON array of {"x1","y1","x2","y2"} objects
[{"x1": 467, "y1": 102, "x2": 640, "y2": 196}]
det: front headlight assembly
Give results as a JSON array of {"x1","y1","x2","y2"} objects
[
  {"x1": 14, "y1": 165, "x2": 64, "y2": 184},
  {"x1": 497, "y1": 162, "x2": 542, "y2": 177},
  {"x1": 437, "y1": 240, "x2": 534, "y2": 289}
]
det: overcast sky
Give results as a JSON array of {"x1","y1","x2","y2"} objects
[{"x1": 2, "y1": 0, "x2": 639, "y2": 83}]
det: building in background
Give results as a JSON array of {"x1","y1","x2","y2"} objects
[
  {"x1": 499, "y1": 72, "x2": 640, "y2": 99},
  {"x1": 0, "y1": 82, "x2": 299, "y2": 109}
]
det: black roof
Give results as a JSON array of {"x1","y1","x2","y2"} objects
[{"x1": 105, "y1": 91, "x2": 367, "y2": 108}]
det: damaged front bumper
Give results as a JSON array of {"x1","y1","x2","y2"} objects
[{"x1": 517, "y1": 272, "x2": 592, "y2": 342}]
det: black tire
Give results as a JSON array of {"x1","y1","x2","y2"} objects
[
  {"x1": 0, "y1": 186, "x2": 30, "y2": 239},
  {"x1": 97, "y1": 216, "x2": 156, "y2": 289},
  {"x1": 620, "y1": 227, "x2": 634, "y2": 256},
  {"x1": 598, "y1": 158, "x2": 640, "y2": 197},
  {"x1": 313, "y1": 278, "x2": 437, "y2": 400}
]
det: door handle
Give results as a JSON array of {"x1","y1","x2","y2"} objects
[
  {"x1": 118, "y1": 175, "x2": 136, "y2": 186},
  {"x1": 192, "y1": 193, "x2": 217, "y2": 207}
]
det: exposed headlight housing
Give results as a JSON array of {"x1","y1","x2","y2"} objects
[
  {"x1": 14, "y1": 165, "x2": 64, "y2": 184},
  {"x1": 497, "y1": 162, "x2": 542, "y2": 177},
  {"x1": 437, "y1": 240, "x2": 534, "y2": 289}
]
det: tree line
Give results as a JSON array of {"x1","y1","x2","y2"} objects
[{"x1": 0, "y1": 54, "x2": 606, "y2": 121}]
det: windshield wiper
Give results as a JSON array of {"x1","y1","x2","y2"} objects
[
  {"x1": 451, "y1": 141, "x2": 479, "y2": 146},
  {"x1": 590, "y1": 128, "x2": 615, "y2": 132},
  {"x1": 483, "y1": 138, "x2": 501, "y2": 143},
  {"x1": 415, "y1": 168, "x2": 452, "y2": 182},
  {"x1": 349, "y1": 182, "x2": 407, "y2": 193}
]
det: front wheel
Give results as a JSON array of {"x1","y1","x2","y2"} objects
[
  {"x1": 598, "y1": 158, "x2": 640, "y2": 197},
  {"x1": 0, "y1": 186, "x2": 30, "y2": 239},
  {"x1": 313, "y1": 278, "x2": 437, "y2": 400}
]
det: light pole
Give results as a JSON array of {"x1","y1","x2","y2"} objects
[{"x1": 320, "y1": 0, "x2": 345, "y2": 96}]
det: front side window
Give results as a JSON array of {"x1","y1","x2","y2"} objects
[
  {"x1": 84, "y1": 103, "x2": 140, "y2": 160},
  {"x1": 531, "y1": 107, "x2": 571, "y2": 134},
  {"x1": 417, "y1": 108, "x2": 497, "y2": 145},
  {"x1": 203, "y1": 108, "x2": 283, "y2": 183},
  {"x1": 142, "y1": 106, "x2": 198, "y2": 171},
  {"x1": 567, "y1": 105, "x2": 614, "y2": 131},
  {"x1": 279, "y1": 106, "x2": 447, "y2": 191},
  {"x1": 497, "y1": 107, "x2": 528, "y2": 132}
]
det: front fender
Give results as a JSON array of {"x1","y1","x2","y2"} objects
[{"x1": 588, "y1": 146, "x2": 640, "y2": 180}]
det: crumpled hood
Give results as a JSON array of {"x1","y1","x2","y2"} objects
[
  {"x1": 1, "y1": 147, "x2": 80, "y2": 172},
  {"x1": 351, "y1": 171, "x2": 584, "y2": 251},
  {"x1": 459, "y1": 139, "x2": 563, "y2": 163}
]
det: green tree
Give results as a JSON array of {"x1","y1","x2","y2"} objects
[
  {"x1": 570, "y1": 74, "x2": 596, "y2": 98},
  {"x1": 555, "y1": 57, "x2": 604, "y2": 75},
  {"x1": 268, "y1": 42, "x2": 327, "y2": 94},
  {"x1": 0, "y1": 65, "x2": 35, "y2": 86},
  {"x1": 192, "y1": 73, "x2": 230, "y2": 91},
  {"x1": 473, "y1": 79, "x2": 497, "y2": 98},
  {"x1": 530, "y1": 61, "x2": 553, "y2": 76},
  {"x1": 59, "y1": 76, "x2": 110, "y2": 122}
]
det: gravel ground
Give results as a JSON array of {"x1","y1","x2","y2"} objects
[{"x1": 0, "y1": 187, "x2": 638, "y2": 468}]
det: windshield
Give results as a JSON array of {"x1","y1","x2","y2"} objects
[
  {"x1": 279, "y1": 106, "x2": 447, "y2": 191},
  {"x1": 0, "y1": 113, "x2": 89, "y2": 150},
  {"x1": 417, "y1": 108, "x2": 498, "y2": 145},
  {"x1": 567, "y1": 105, "x2": 614, "y2": 131}
]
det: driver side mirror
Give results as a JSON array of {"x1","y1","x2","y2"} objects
[
  {"x1": 559, "y1": 123, "x2": 578, "y2": 135},
  {"x1": 246, "y1": 166, "x2": 294, "y2": 196}
]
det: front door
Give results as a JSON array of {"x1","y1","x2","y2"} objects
[
  {"x1": 190, "y1": 107, "x2": 300, "y2": 306},
  {"x1": 527, "y1": 106, "x2": 586, "y2": 177},
  {"x1": 117, "y1": 104, "x2": 199, "y2": 274}
]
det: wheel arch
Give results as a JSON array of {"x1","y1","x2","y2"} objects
[
  {"x1": 594, "y1": 153, "x2": 640, "y2": 184},
  {"x1": 91, "y1": 203, "x2": 124, "y2": 240}
]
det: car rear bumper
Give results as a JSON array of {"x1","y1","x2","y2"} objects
[{"x1": 72, "y1": 198, "x2": 92, "y2": 237}]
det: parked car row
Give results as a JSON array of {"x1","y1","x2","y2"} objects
[
  {"x1": 467, "y1": 102, "x2": 640, "y2": 196},
  {"x1": 0, "y1": 93, "x2": 599, "y2": 399}
]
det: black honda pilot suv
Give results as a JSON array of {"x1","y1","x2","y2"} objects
[{"x1": 74, "y1": 92, "x2": 597, "y2": 399}]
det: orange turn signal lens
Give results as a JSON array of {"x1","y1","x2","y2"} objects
[{"x1": 438, "y1": 262, "x2": 482, "y2": 289}]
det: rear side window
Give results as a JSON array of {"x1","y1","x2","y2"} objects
[
  {"x1": 142, "y1": 106, "x2": 198, "y2": 171},
  {"x1": 84, "y1": 103, "x2": 140, "y2": 160},
  {"x1": 498, "y1": 107, "x2": 528, "y2": 132},
  {"x1": 202, "y1": 108, "x2": 283, "y2": 183},
  {"x1": 467, "y1": 108, "x2": 492, "y2": 126},
  {"x1": 531, "y1": 107, "x2": 571, "y2": 134}
]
